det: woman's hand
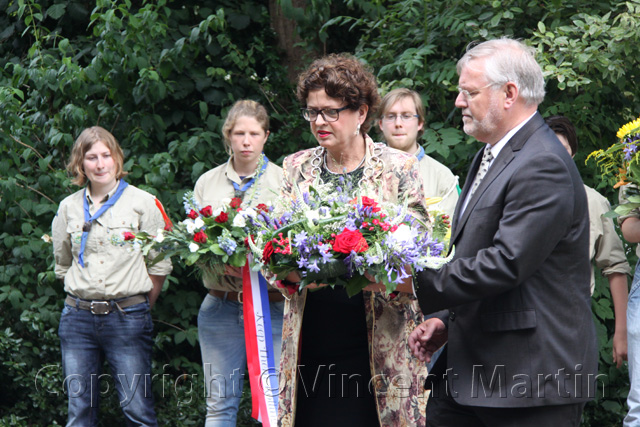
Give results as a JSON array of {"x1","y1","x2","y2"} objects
[
  {"x1": 362, "y1": 268, "x2": 414, "y2": 293},
  {"x1": 224, "y1": 265, "x2": 243, "y2": 278}
]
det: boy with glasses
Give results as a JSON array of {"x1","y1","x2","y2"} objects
[{"x1": 378, "y1": 88, "x2": 459, "y2": 217}]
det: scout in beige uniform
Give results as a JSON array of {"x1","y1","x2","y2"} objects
[
  {"x1": 546, "y1": 115, "x2": 629, "y2": 366},
  {"x1": 193, "y1": 100, "x2": 284, "y2": 426},
  {"x1": 378, "y1": 88, "x2": 459, "y2": 217},
  {"x1": 52, "y1": 126, "x2": 172, "y2": 426}
]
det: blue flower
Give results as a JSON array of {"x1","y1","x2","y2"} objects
[
  {"x1": 308, "y1": 259, "x2": 320, "y2": 273},
  {"x1": 318, "y1": 243, "x2": 333, "y2": 263},
  {"x1": 297, "y1": 257, "x2": 309, "y2": 269},
  {"x1": 217, "y1": 235, "x2": 237, "y2": 256},
  {"x1": 624, "y1": 143, "x2": 638, "y2": 161},
  {"x1": 293, "y1": 231, "x2": 309, "y2": 248}
]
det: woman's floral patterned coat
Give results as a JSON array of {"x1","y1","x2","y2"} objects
[{"x1": 277, "y1": 137, "x2": 431, "y2": 426}]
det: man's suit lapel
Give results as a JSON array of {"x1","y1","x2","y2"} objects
[{"x1": 450, "y1": 113, "x2": 545, "y2": 245}]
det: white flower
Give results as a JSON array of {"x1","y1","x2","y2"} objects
[
  {"x1": 212, "y1": 207, "x2": 224, "y2": 217},
  {"x1": 305, "y1": 210, "x2": 319, "y2": 222},
  {"x1": 184, "y1": 219, "x2": 197, "y2": 234},
  {"x1": 41, "y1": 234, "x2": 52, "y2": 243},
  {"x1": 305, "y1": 209, "x2": 320, "y2": 228},
  {"x1": 250, "y1": 72, "x2": 258, "y2": 81},
  {"x1": 220, "y1": 198, "x2": 231, "y2": 206},
  {"x1": 189, "y1": 242, "x2": 199, "y2": 253},
  {"x1": 155, "y1": 230, "x2": 165, "y2": 243},
  {"x1": 241, "y1": 207, "x2": 257, "y2": 218},
  {"x1": 391, "y1": 224, "x2": 414, "y2": 244},
  {"x1": 232, "y1": 214, "x2": 246, "y2": 227},
  {"x1": 224, "y1": 74, "x2": 231, "y2": 81},
  {"x1": 194, "y1": 217, "x2": 205, "y2": 229}
]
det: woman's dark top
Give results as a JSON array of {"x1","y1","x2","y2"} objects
[{"x1": 294, "y1": 165, "x2": 380, "y2": 426}]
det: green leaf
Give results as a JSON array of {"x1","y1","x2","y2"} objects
[
  {"x1": 344, "y1": 275, "x2": 370, "y2": 298},
  {"x1": 229, "y1": 251, "x2": 246, "y2": 267},
  {"x1": 174, "y1": 331, "x2": 186, "y2": 344},
  {"x1": 46, "y1": 4, "x2": 67, "y2": 20},
  {"x1": 210, "y1": 244, "x2": 226, "y2": 256},
  {"x1": 21, "y1": 223, "x2": 33, "y2": 234},
  {"x1": 537, "y1": 21, "x2": 546, "y2": 33}
]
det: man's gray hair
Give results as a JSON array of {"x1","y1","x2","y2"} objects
[{"x1": 457, "y1": 38, "x2": 545, "y2": 106}]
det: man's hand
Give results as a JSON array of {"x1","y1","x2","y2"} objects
[{"x1": 409, "y1": 317, "x2": 448, "y2": 362}]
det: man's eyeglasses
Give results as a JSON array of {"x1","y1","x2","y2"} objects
[
  {"x1": 457, "y1": 83, "x2": 498, "y2": 100},
  {"x1": 381, "y1": 113, "x2": 419, "y2": 123},
  {"x1": 301, "y1": 106, "x2": 350, "y2": 122}
]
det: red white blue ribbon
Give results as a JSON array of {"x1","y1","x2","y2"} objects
[{"x1": 242, "y1": 256, "x2": 279, "y2": 426}]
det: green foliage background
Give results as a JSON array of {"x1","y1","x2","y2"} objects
[{"x1": 2, "y1": 0, "x2": 640, "y2": 425}]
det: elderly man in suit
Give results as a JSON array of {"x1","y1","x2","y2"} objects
[{"x1": 409, "y1": 38, "x2": 598, "y2": 426}]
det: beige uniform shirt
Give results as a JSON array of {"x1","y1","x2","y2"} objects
[
  {"x1": 417, "y1": 153, "x2": 459, "y2": 218},
  {"x1": 586, "y1": 185, "x2": 630, "y2": 294},
  {"x1": 52, "y1": 182, "x2": 173, "y2": 300},
  {"x1": 193, "y1": 157, "x2": 283, "y2": 291},
  {"x1": 618, "y1": 184, "x2": 640, "y2": 259}
]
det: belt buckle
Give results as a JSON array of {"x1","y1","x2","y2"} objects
[
  {"x1": 237, "y1": 291, "x2": 243, "y2": 304},
  {"x1": 90, "y1": 301, "x2": 111, "y2": 315}
]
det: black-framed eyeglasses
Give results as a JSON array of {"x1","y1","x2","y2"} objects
[
  {"x1": 301, "y1": 106, "x2": 350, "y2": 122},
  {"x1": 381, "y1": 113, "x2": 419, "y2": 123}
]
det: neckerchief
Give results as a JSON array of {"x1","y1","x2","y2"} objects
[
  {"x1": 232, "y1": 154, "x2": 269, "y2": 199},
  {"x1": 79, "y1": 180, "x2": 129, "y2": 268}
]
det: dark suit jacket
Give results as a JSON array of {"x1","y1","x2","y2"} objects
[{"x1": 415, "y1": 112, "x2": 598, "y2": 407}]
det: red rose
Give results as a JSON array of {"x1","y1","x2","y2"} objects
[
  {"x1": 361, "y1": 196, "x2": 381, "y2": 213},
  {"x1": 256, "y1": 203, "x2": 268, "y2": 212},
  {"x1": 215, "y1": 212, "x2": 228, "y2": 223},
  {"x1": 193, "y1": 230, "x2": 207, "y2": 243},
  {"x1": 230, "y1": 197, "x2": 242, "y2": 209},
  {"x1": 187, "y1": 209, "x2": 199, "y2": 219},
  {"x1": 262, "y1": 241, "x2": 275, "y2": 263},
  {"x1": 200, "y1": 206, "x2": 213, "y2": 217},
  {"x1": 332, "y1": 228, "x2": 369, "y2": 253},
  {"x1": 123, "y1": 232, "x2": 135, "y2": 241}
]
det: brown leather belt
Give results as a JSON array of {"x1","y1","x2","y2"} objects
[
  {"x1": 65, "y1": 294, "x2": 147, "y2": 315},
  {"x1": 209, "y1": 289, "x2": 285, "y2": 303}
]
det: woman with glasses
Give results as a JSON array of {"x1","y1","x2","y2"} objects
[
  {"x1": 275, "y1": 53, "x2": 430, "y2": 427},
  {"x1": 378, "y1": 88, "x2": 459, "y2": 218}
]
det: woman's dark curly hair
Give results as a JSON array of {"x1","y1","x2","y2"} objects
[{"x1": 296, "y1": 53, "x2": 381, "y2": 135}]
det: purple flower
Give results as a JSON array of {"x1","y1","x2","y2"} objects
[
  {"x1": 293, "y1": 231, "x2": 309, "y2": 248},
  {"x1": 318, "y1": 243, "x2": 333, "y2": 263},
  {"x1": 624, "y1": 143, "x2": 638, "y2": 161},
  {"x1": 297, "y1": 257, "x2": 309, "y2": 269},
  {"x1": 308, "y1": 259, "x2": 320, "y2": 273}
]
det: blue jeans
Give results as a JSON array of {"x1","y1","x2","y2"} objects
[
  {"x1": 627, "y1": 262, "x2": 640, "y2": 426},
  {"x1": 198, "y1": 293, "x2": 284, "y2": 427},
  {"x1": 58, "y1": 299, "x2": 156, "y2": 427}
]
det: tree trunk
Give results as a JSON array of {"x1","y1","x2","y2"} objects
[{"x1": 268, "y1": 0, "x2": 313, "y2": 83}]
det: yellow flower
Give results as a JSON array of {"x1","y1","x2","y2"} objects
[{"x1": 616, "y1": 117, "x2": 640, "y2": 140}]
